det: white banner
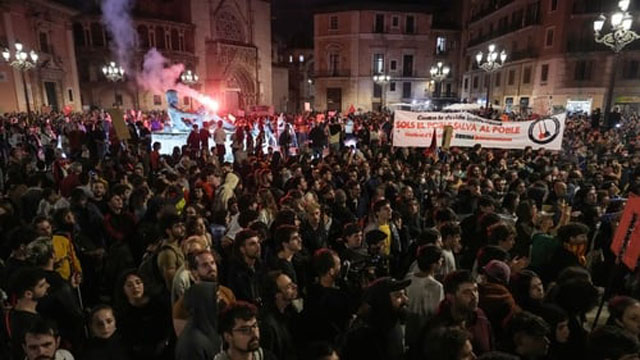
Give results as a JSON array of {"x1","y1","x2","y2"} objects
[{"x1": 392, "y1": 111, "x2": 566, "y2": 150}]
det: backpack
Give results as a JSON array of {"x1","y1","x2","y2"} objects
[{"x1": 138, "y1": 244, "x2": 177, "y2": 299}]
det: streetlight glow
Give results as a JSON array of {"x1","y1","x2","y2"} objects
[
  {"x1": 2, "y1": 41, "x2": 39, "y2": 117},
  {"x1": 475, "y1": 44, "x2": 507, "y2": 108}
]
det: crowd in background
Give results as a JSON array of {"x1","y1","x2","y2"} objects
[{"x1": 0, "y1": 106, "x2": 639, "y2": 360}]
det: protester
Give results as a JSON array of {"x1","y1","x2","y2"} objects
[{"x1": 0, "y1": 106, "x2": 638, "y2": 360}]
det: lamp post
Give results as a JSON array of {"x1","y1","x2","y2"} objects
[
  {"x1": 102, "y1": 61, "x2": 124, "y2": 108},
  {"x1": 593, "y1": 0, "x2": 639, "y2": 127},
  {"x1": 430, "y1": 62, "x2": 450, "y2": 97},
  {"x1": 2, "y1": 42, "x2": 39, "y2": 118},
  {"x1": 373, "y1": 74, "x2": 391, "y2": 111},
  {"x1": 180, "y1": 70, "x2": 199, "y2": 110},
  {"x1": 475, "y1": 44, "x2": 507, "y2": 109}
]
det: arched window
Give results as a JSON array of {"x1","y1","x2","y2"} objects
[
  {"x1": 137, "y1": 25, "x2": 149, "y2": 49},
  {"x1": 73, "y1": 23, "x2": 85, "y2": 47},
  {"x1": 155, "y1": 26, "x2": 165, "y2": 49},
  {"x1": 171, "y1": 28, "x2": 179, "y2": 51},
  {"x1": 90, "y1": 22, "x2": 104, "y2": 47}
]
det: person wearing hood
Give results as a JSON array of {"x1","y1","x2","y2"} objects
[
  {"x1": 175, "y1": 281, "x2": 222, "y2": 360},
  {"x1": 214, "y1": 172, "x2": 240, "y2": 212},
  {"x1": 478, "y1": 260, "x2": 520, "y2": 337},
  {"x1": 342, "y1": 277, "x2": 410, "y2": 360}
]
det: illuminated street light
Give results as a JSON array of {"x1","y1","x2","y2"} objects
[
  {"x1": 594, "y1": 0, "x2": 639, "y2": 126},
  {"x1": 475, "y1": 44, "x2": 507, "y2": 108},
  {"x1": 430, "y1": 62, "x2": 450, "y2": 97},
  {"x1": 2, "y1": 41, "x2": 39, "y2": 117}
]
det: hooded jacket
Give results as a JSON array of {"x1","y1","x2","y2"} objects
[{"x1": 175, "y1": 281, "x2": 222, "y2": 360}]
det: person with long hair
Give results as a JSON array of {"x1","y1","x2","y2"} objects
[
  {"x1": 114, "y1": 270, "x2": 173, "y2": 360},
  {"x1": 257, "y1": 188, "x2": 278, "y2": 228}
]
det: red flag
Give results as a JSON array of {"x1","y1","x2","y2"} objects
[
  {"x1": 348, "y1": 104, "x2": 356, "y2": 114},
  {"x1": 423, "y1": 128, "x2": 438, "y2": 159},
  {"x1": 611, "y1": 194, "x2": 640, "y2": 270}
]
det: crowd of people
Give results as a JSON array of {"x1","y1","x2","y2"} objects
[{"x1": 0, "y1": 106, "x2": 639, "y2": 360}]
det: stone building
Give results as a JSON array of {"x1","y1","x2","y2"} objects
[
  {"x1": 0, "y1": 0, "x2": 82, "y2": 113},
  {"x1": 313, "y1": 1, "x2": 463, "y2": 112},
  {"x1": 461, "y1": 0, "x2": 640, "y2": 115},
  {"x1": 72, "y1": 0, "x2": 272, "y2": 113}
]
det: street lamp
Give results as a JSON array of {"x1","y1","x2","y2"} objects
[
  {"x1": 2, "y1": 42, "x2": 39, "y2": 118},
  {"x1": 594, "y1": 0, "x2": 639, "y2": 126},
  {"x1": 476, "y1": 44, "x2": 507, "y2": 109},
  {"x1": 430, "y1": 62, "x2": 450, "y2": 97},
  {"x1": 102, "y1": 61, "x2": 124, "y2": 108},
  {"x1": 180, "y1": 70, "x2": 199, "y2": 110},
  {"x1": 373, "y1": 74, "x2": 391, "y2": 111},
  {"x1": 180, "y1": 70, "x2": 199, "y2": 85}
]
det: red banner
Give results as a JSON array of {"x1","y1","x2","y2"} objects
[{"x1": 611, "y1": 194, "x2": 640, "y2": 270}]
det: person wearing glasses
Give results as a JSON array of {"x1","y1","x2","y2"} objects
[{"x1": 215, "y1": 301, "x2": 277, "y2": 360}]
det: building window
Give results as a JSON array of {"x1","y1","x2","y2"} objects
[
  {"x1": 574, "y1": 60, "x2": 592, "y2": 81},
  {"x1": 403, "y1": 55, "x2": 414, "y2": 77},
  {"x1": 375, "y1": 14, "x2": 385, "y2": 33},
  {"x1": 115, "y1": 93, "x2": 123, "y2": 106},
  {"x1": 473, "y1": 76, "x2": 479, "y2": 89},
  {"x1": 495, "y1": 72, "x2": 502, "y2": 87},
  {"x1": 550, "y1": 0, "x2": 558, "y2": 11},
  {"x1": 402, "y1": 82, "x2": 412, "y2": 98},
  {"x1": 541, "y1": 64, "x2": 549, "y2": 83},
  {"x1": 373, "y1": 54, "x2": 384, "y2": 74},
  {"x1": 436, "y1": 36, "x2": 447, "y2": 55},
  {"x1": 625, "y1": 60, "x2": 640, "y2": 79},
  {"x1": 523, "y1": 67, "x2": 532, "y2": 84},
  {"x1": 373, "y1": 83, "x2": 382, "y2": 98},
  {"x1": 464, "y1": 78, "x2": 469, "y2": 90},
  {"x1": 329, "y1": 53, "x2": 339, "y2": 75},
  {"x1": 406, "y1": 15, "x2": 415, "y2": 34},
  {"x1": 330, "y1": 16, "x2": 338, "y2": 30},
  {"x1": 299, "y1": 54, "x2": 305, "y2": 63},
  {"x1": 545, "y1": 27, "x2": 554, "y2": 47},
  {"x1": 184, "y1": 96, "x2": 190, "y2": 105},
  {"x1": 289, "y1": 55, "x2": 294, "y2": 63},
  {"x1": 153, "y1": 95, "x2": 162, "y2": 105},
  {"x1": 67, "y1": 88, "x2": 74, "y2": 102},
  {"x1": 390, "y1": 60, "x2": 397, "y2": 71},
  {"x1": 390, "y1": 82, "x2": 396, "y2": 91},
  {"x1": 392, "y1": 16, "x2": 399, "y2": 28},
  {"x1": 508, "y1": 70, "x2": 516, "y2": 85},
  {"x1": 39, "y1": 32, "x2": 50, "y2": 53}
]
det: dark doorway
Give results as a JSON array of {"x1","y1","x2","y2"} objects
[
  {"x1": 44, "y1": 82, "x2": 59, "y2": 111},
  {"x1": 327, "y1": 88, "x2": 342, "y2": 111}
]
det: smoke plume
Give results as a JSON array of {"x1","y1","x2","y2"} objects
[{"x1": 101, "y1": 0, "x2": 137, "y2": 71}]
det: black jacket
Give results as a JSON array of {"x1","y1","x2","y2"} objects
[
  {"x1": 226, "y1": 258, "x2": 263, "y2": 304},
  {"x1": 81, "y1": 333, "x2": 131, "y2": 360},
  {"x1": 259, "y1": 304, "x2": 299, "y2": 360}
]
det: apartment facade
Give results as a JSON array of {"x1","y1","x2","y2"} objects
[
  {"x1": 462, "y1": 0, "x2": 640, "y2": 114},
  {"x1": 0, "y1": 0, "x2": 82, "y2": 113},
  {"x1": 313, "y1": 3, "x2": 462, "y2": 112}
]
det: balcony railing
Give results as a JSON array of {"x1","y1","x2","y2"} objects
[
  {"x1": 470, "y1": 0, "x2": 516, "y2": 23},
  {"x1": 566, "y1": 37, "x2": 640, "y2": 52},
  {"x1": 467, "y1": 13, "x2": 541, "y2": 47},
  {"x1": 315, "y1": 69, "x2": 351, "y2": 77}
]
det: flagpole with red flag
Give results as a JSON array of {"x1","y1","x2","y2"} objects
[{"x1": 423, "y1": 128, "x2": 438, "y2": 159}]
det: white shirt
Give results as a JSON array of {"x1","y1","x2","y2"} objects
[{"x1": 214, "y1": 128, "x2": 227, "y2": 145}]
